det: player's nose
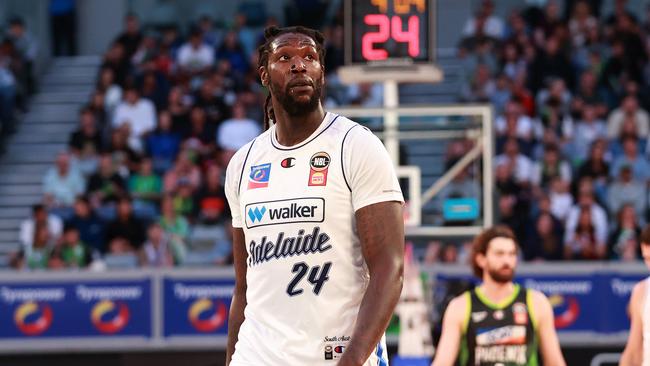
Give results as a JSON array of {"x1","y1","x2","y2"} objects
[{"x1": 290, "y1": 59, "x2": 307, "y2": 73}]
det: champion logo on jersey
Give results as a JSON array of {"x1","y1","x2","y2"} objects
[
  {"x1": 309, "y1": 152, "x2": 330, "y2": 186},
  {"x1": 248, "y1": 163, "x2": 271, "y2": 189},
  {"x1": 244, "y1": 197, "x2": 325, "y2": 228},
  {"x1": 281, "y1": 157, "x2": 296, "y2": 168}
]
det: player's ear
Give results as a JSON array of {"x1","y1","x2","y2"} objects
[
  {"x1": 475, "y1": 253, "x2": 487, "y2": 270},
  {"x1": 259, "y1": 66, "x2": 269, "y2": 87}
]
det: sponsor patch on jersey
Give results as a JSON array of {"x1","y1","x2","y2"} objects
[
  {"x1": 245, "y1": 197, "x2": 325, "y2": 228},
  {"x1": 476, "y1": 325, "x2": 526, "y2": 346},
  {"x1": 281, "y1": 157, "x2": 295, "y2": 168},
  {"x1": 323, "y1": 335, "x2": 350, "y2": 360},
  {"x1": 513, "y1": 302, "x2": 528, "y2": 325},
  {"x1": 309, "y1": 152, "x2": 330, "y2": 186},
  {"x1": 248, "y1": 163, "x2": 271, "y2": 189},
  {"x1": 475, "y1": 344, "x2": 527, "y2": 364},
  {"x1": 471, "y1": 311, "x2": 488, "y2": 323}
]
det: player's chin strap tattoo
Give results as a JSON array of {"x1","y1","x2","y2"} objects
[{"x1": 257, "y1": 25, "x2": 326, "y2": 131}]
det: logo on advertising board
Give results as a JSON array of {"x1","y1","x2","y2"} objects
[
  {"x1": 91, "y1": 300, "x2": 130, "y2": 334},
  {"x1": 14, "y1": 302, "x2": 53, "y2": 336},
  {"x1": 245, "y1": 197, "x2": 325, "y2": 229},
  {"x1": 523, "y1": 279, "x2": 588, "y2": 330},
  {"x1": 188, "y1": 298, "x2": 228, "y2": 333}
]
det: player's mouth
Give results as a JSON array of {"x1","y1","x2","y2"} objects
[{"x1": 288, "y1": 79, "x2": 313, "y2": 93}]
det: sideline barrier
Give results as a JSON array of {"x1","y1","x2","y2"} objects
[{"x1": 0, "y1": 263, "x2": 645, "y2": 353}]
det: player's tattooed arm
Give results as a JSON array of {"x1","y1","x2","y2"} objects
[
  {"x1": 338, "y1": 201, "x2": 404, "y2": 366},
  {"x1": 225, "y1": 228, "x2": 247, "y2": 366}
]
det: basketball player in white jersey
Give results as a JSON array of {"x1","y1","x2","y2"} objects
[
  {"x1": 224, "y1": 26, "x2": 405, "y2": 366},
  {"x1": 620, "y1": 225, "x2": 650, "y2": 365}
]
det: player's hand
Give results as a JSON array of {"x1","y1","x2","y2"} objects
[{"x1": 336, "y1": 354, "x2": 363, "y2": 366}]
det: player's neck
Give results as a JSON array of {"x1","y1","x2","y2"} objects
[
  {"x1": 478, "y1": 280, "x2": 516, "y2": 305},
  {"x1": 273, "y1": 105, "x2": 326, "y2": 146}
]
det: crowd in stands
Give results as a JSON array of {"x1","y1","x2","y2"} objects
[
  {"x1": 10, "y1": 5, "x2": 356, "y2": 271},
  {"x1": 425, "y1": 0, "x2": 650, "y2": 264}
]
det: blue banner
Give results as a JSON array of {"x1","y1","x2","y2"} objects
[
  {"x1": 162, "y1": 278, "x2": 234, "y2": 337},
  {"x1": 0, "y1": 280, "x2": 151, "y2": 338},
  {"x1": 434, "y1": 272, "x2": 647, "y2": 335}
]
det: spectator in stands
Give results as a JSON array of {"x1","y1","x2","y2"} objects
[
  {"x1": 461, "y1": 0, "x2": 505, "y2": 40},
  {"x1": 46, "y1": 245, "x2": 66, "y2": 270},
  {"x1": 97, "y1": 67, "x2": 123, "y2": 119},
  {"x1": 88, "y1": 89, "x2": 109, "y2": 133},
  {"x1": 177, "y1": 28, "x2": 215, "y2": 76},
  {"x1": 528, "y1": 36, "x2": 574, "y2": 93},
  {"x1": 138, "y1": 71, "x2": 169, "y2": 111},
  {"x1": 167, "y1": 86, "x2": 190, "y2": 135},
  {"x1": 576, "y1": 139, "x2": 609, "y2": 203},
  {"x1": 163, "y1": 150, "x2": 201, "y2": 194},
  {"x1": 0, "y1": 39, "x2": 17, "y2": 142},
  {"x1": 49, "y1": 0, "x2": 77, "y2": 56},
  {"x1": 609, "y1": 114, "x2": 646, "y2": 160},
  {"x1": 531, "y1": 144, "x2": 572, "y2": 189},
  {"x1": 495, "y1": 138, "x2": 533, "y2": 185},
  {"x1": 86, "y1": 154, "x2": 127, "y2": 213},
  {"x1": 101, "y1": 42, "x2": 129, "y2": 87},
  {"x1": 68, "y1": 106, "x2": 102, "y2": 175},
  {"x1": 536, "y1": 78, "x2": 572, "y2": 117},
  {"x1": 43, "y1": 151, "x2": 86, "y2": 214},
  {"x1": 57, "y1": 225, "x2": 89, "y2": 268},
  {"x1": 139, "y1": 222, "x2": 175, "y2": 267},
  {"x1": 573, "y1": 70, "x2": 607, "y2": 118},
  {"x1": 610, "y1": 136, "x2": 650, "y2": 181},
  {"x1": 495, "y1": 100, "x2": 534, "y2": 154},
  {"x1": 7, "y1": 17, "x2": 37, "y2": 96},
  {"x1": 193, "y1": 164, "x2": 228, "y2": 225},
  {"x1": 105, "y1": 197, "x2": 146, "y2": 253},
  {"x1": 524, "y1": 212, "x2": 564, "y2": 261},
  {"x1": 565, "y1": 206, "x2": 605, "y2": 260},
  {"x1": 183, "y1": 106, "x2": 216, "y2": 157},
  {"x1": 159, "y1": 194, "x2": 189, "y2": 244},
  {"x1": 490, "y1": 74, "x2": 512, "y2": 116},
  {"x1": 568, "y1": 0, "x2": 597, "y2": 48},
  {"x1": 564, "y1": 180, "x2": 608, "y2": 256},
  {"x1": 129, "y1": 157, "x2": 162, "y2": 219},
  {"x1": 567, "y1": 104, "x2": 606, "y2": 164},
  {"x1": 113, "y1": 13, "x2": 142, "y2": 61},
  {"x1": 217, "y1": 102, "x2": 260, "y2": 157},
  {"x1": 66, "y1": 196, "x2": 105, "y2": 254},
  {"x1": 198, "y1": 15, "x2": 223, "y2": 48},
  {"x1": 112, "y1": 86, "x2": 156, "y2": 152},
  {"x1": 145, "y1": 110, "x2": 181, "y2": 174},
  {"x1": 215, "y1": 31, "x2": 249, "y2": 76},
  {"x1": 607, "y1": 95, "x2": 649, "y2": 140},
  {"x1": 19, "y1": 204, "x2": 63, "y2": 256},
  {"x1": 548, "y1": 178, "x2": 574, "y2": 222},
  {"x1": 607, "y1": 165, "x2": 646, "y2": 220},
  {"x1": 107, "y1": 127, "x2": 140, "y2": 174},
  {"x1": 608, "y1": 204, "x2": 642, "y2": 260},
  {"x1": 460, "y1": 63, "x2": 495, "y2": 103},
  {"x1": 27, "y1": 225, "x2": 56, "y2": 269}
]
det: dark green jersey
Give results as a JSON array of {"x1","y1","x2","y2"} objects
[{"x1": 458, "y1": 285, "x2": 539, "y2": 366}]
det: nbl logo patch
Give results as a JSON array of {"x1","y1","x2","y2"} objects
[{"x1": 309, "y1": 152, "x2": 330, "y2": 186}]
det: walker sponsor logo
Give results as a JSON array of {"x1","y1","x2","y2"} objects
[
  {"x1": 1, "y1": 286, "x2": 66, "y2": 304},
  {"x1": 245, "y1": 197, "x2": 325, "y2": 228}
]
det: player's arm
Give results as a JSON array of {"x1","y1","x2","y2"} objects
[
  {"x1": 431, "y1": 294, "x2": 468, "y2": 366},
  {"x1": 531, "y1": 290, "x2": 567, "y2": 366},
  {"x1": 337, "y1": 201, "x2": 404, "y2": 366},
  {"x1": 225, "y1": 227, "x2": 247, "y2": 365},
  {"x1": 620, "y1": 281, "x2": 646, "y2": 366}
]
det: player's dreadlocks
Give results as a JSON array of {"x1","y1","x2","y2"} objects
[{"x1": 257, "y1": 26, "x2": 326, "y2": 131}]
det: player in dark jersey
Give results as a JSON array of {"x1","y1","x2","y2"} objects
[{"x1": 431, "y1": 226, "x2": 566, "y2": 366}]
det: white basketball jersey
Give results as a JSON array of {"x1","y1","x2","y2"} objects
[
  {"x1": 641, "y1": 277, "x2": 650, "y2": 366},
  {"x1": 225, "y1": 112, "x2": 404, "y2": 365}
]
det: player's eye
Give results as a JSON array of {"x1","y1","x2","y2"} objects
[
  {"x1": 279, "y1": 55, "x2": 290, "y2": 61},
  {"x1": 305, "y1": 54, "x2": 315, "y2": 60}
]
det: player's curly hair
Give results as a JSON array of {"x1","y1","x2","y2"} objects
[
  {"x1": 257, "y1": 26, "x2": 326, "y2": 131},
  {"x1": 471, "y1": 225, "x2": 518, "y2": 279}
]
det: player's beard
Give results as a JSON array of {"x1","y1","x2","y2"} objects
[
  {"x1": 487, "y1": 265, "x2": 515, "y2": 284},
  {"x1": 270, "y1": 76, "x2": 322, "y2": 117}
]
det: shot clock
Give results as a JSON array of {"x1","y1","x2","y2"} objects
[{"x1": 344, "y1": 0, "x2": 436, "y2": 65}]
